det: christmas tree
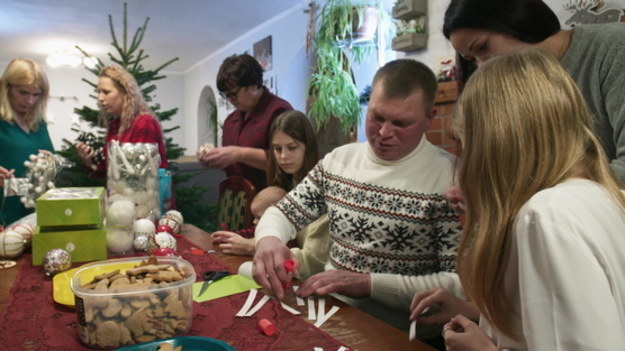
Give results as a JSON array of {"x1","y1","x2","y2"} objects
[{"x1": 57, "y1": 3, "x2": 217, "y2": 231}]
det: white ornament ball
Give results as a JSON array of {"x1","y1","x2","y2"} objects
[
  {"x1": 106, "y1": 199, "x2": 136, "y2": 227},
  {"x1": 0, "y1": 230, "x2": 26, "y2": 258},
  {"x1": 133, "y1": 235, "x2": 149, "y2": 251},
  {"x1": 154, "y1": 232, "x2": 177, "y2": 250},
  {"x1": 106, "y1": 228, "x2": 134, "y2": 253},
  {"x1": 158, "y1": 216, "x2": 180, "y2": 234},
  {"x1": 165, "y1": 210, "x2": 184, "y2": 226},
  {"x1": 133, "y1": 218, "x2": 156, "y2": 237},
  {"x1": 9, "y1": 223, "x2": 34, "y2": 246}
]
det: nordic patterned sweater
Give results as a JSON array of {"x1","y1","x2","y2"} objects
[{"x1": 256, "y1": 138, "x2": 464, "y2": 309}]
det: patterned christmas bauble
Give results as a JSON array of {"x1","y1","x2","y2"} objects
[
  {"x1": 133, "y1": 218, "x2": 156, "y2": 237},
  {"x1": 158, "y1": 215, "x2": 181, "y2": 234},
  {"x1": 165, "y1": 210, "x2": 184, "y2": 226},
  {"x1": 154, "y1": 231, "x2": 177, "y2": 250},
  {"x1": 0, "y1": 230, "x2": 26, "y2": 258},
  {"x1": 9, "y1": 223, "x2": 34, "y2": 246},
  {"x1": 43, "y1": 248, "x2": 72, "y2": 277},
  {"x1": 156, "y1": 224, "x2": 173, "y2": 235}
]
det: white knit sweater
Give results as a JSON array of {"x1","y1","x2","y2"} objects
[{"x1": 256, "y1": 138, "x2": 464, "y2": 309}]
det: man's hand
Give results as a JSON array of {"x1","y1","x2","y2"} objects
[
  {"x1": 252, "y1": 236, "x2": 295, "y2": 299},
  {"x1": 410, "y1": 288, "x2": 479, "y2": 325},
  {"x1": 296, "y1": 270, "x2": 371, "y2": 298},
  {"x1": 197, "y1": 146, "x2": 240, "y2": 169}
]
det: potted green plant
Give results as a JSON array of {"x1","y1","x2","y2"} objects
[{"x1": 308, "y1": 0, "x2": 381, "y2": 135}]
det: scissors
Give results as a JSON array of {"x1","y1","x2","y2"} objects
[{"x1": 196, "y1": 270, "x2": 230, "y2": 297}]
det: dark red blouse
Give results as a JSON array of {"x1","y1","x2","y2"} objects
[{"x1": 221, "y1": 88, "x2": 292, "y2": 190}]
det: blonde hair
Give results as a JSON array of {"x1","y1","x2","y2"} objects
[
  {"x1": 454, "y1": 48, "x2": 625, "y2": 338},
  {"x1": 251, "y1": 186, "x2": 287, "y2": 216},
  {"x1": 98, "y1": 66, "x2": 152, "y2": 134},
  {"x1": 0, "y1": 58, "x2": 49, "y2": 131}
]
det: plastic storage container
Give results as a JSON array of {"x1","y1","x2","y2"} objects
[{"x1": 70, "y1": 256, "x2": 196, "y2": 349}]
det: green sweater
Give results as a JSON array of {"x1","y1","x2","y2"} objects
[
  {"x1": 0, "y1": 119, "x2": 54, "y2": 225},
  {"x1": 561, "y1": 23, "x2": 625, "y2": 183}
]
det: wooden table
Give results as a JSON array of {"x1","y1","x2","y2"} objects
[{"x1": 0, "y1": 224, "x2": 435, "y2": 351}]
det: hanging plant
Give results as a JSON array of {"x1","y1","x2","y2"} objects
[{"x1": 308, "y1": 0, "x2": 381, "y2": 132}]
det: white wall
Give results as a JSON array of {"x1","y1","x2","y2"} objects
[
  {"x1": 181, "y1": 0, "x2": 312, "y2": 154},
  {"x1": 8, "y1": 0, "x2": 623, "y2": 155},
  {"x1": 0, "y1": 62, "x2": 184, "y2": 153}
]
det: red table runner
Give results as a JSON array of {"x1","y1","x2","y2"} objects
[{"x1": 0, "y1": 237, "x2": 349, "y2": 351}]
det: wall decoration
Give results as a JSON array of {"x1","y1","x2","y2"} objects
[
  {"x1": 564, "y1": 0, "x2": 624, "y2": 26},
  {"x1": 263, "y1": 74, "x2": 277, "y2": 95},
  {"x1": 253, "y1": 36, "x2": 273, "y2": 71}
]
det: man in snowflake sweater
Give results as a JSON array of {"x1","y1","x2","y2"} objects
[{"x1": 253, "y1": 59, "x2": 463, "y2": 338}]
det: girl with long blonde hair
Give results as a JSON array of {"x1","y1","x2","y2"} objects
[{"x1": 441, "y1": 48, "x2": 625, "y2": 350}]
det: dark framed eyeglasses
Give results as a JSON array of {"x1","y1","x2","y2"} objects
[{"x1": 219, "y1": 87, "x2": 242, "y2": 100}]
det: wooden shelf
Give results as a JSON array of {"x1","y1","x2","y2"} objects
[
  {"x1": 392, "y1": 32, "x2": 427, "y2": 52},
  {"x1": 435, "y1": 81, "x2": 459, "y2": 104},
  {"x1": 392, "y1": 0, "x2": 427, "y2": 20}
]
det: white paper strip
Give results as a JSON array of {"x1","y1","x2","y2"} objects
[
  {"x1": 314, "y1": 305, "x2": 339, "y2": 328},
  {"x1": 314, "y1": 348, "x2": 324, "y2": 351},
  {"x1": 316, "y1": 297, "x2": 326, "y2": 321},
  {"x1": 292, "y1": 285, "x2": 305, "y2": 306},
  {"x1": 409, "y1": 320, "x2": 416, "y2": 341},
  {"x1": 280, "y1": 302, "x2": 301, "y2": 315},
  {"x1": 235, "y1": 289, "x2": 258, "y2": 317},
  {"x1": 337, "y1": 347, "x2": 350, "y2": 351},
  {"x1": 245, "y1": 295, "x2": 271, "y2": 317},
  {"x1": 307, "y1": 296, "x2": 316, "y2": 320}
]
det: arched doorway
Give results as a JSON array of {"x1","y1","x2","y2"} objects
[{"x1": 197, "y1": 86, "x2": 218, "y2": 146}]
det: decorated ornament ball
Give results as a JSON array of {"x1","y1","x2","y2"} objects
[
  {"x1": 0, "y1": 230, "x2": 27, "y2": 258},
  {"x1": 165, "y1": 210, "x2": 183, "y2": 225},
  {"x1": 8, "y1": 223, "x2": 34, "y2": 246},
  {"x1": 133, "y1": 218, "x2": 156, "y2": 237},
  {"x1": 153, "y1": 231, "x2": 177, "y2": 251},
  {"x1": 43, "y1": 248, "x2": 72, "y2": 277},
  {"x1": 133, "y1": 235, "x2": 150, "y2": 251},
  {"x1": 156, "y1": 224, "x2": 173, "y2": 235},
  {"x1": 106, "y1": 198, "x2": 136, "y2": 227},
  {"x1": 106, "y1": 228, "x2": 134, "y2": 253}
]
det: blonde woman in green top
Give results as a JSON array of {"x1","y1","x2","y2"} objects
[{"x1": 0, "y1": 58, "x2": 54, "y2": 225}]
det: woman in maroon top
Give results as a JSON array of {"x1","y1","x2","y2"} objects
[
  {"x1": 75, "y1": 66, "x2": 167, "y2": 175},
  {"x1": 197, "y1": 54, "x2": 292, "y2": 191}
]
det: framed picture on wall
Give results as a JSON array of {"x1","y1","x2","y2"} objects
[{"x1": 253, "y1": 36, "x2": 272, "y2": 71}]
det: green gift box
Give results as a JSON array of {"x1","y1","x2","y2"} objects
[
  {"x1": 32, "y1": 226, "x2": 107, "y2": 265},
  {"x1": 36, "y1": 187, "x2": 105, "y2": 229}
]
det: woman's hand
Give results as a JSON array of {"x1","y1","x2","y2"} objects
[
  {"x1": 443, "y1": 314, "x2": 498, "y2": 351},
  {"x1": 0, "y1": 166, "x2": 15, "y2": 187},
  {"x1": 197, "y1": 146, "x2": 240, "y2": 169},
  {"x1": 75, "y1": 142, "x2": 95, "y2": 169},
  {"x1": 410, "y1": 288, "x2": 480, "y2": 325},
  {"x1": 211, "y1": 231, "x2": 255, "y2": 256},
  {"x1": 444, "y1": 186, "x2": 466, "y2": 213}
]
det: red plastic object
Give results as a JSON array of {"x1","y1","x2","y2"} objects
[
  {"x1": 190, "y1": 247, "x2": 205, "y2": 256},
  {"x1": 258, "y1": 318, "x2": 276, "y2": 336},
  {"x1": 220, "y1": 222, "x2": 230, "y2": 231},
  {"x1": 284, "y1": 259, "x2": 295, "y2": 273}
]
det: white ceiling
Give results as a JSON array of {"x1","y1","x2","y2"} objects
[{"x1": 0, "y1": 0, "x2": 306, "y2": 73}]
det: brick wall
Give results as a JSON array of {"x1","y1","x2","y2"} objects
[{"x1": 426, "y1": 81, "x2": 460, "y2": 156}]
